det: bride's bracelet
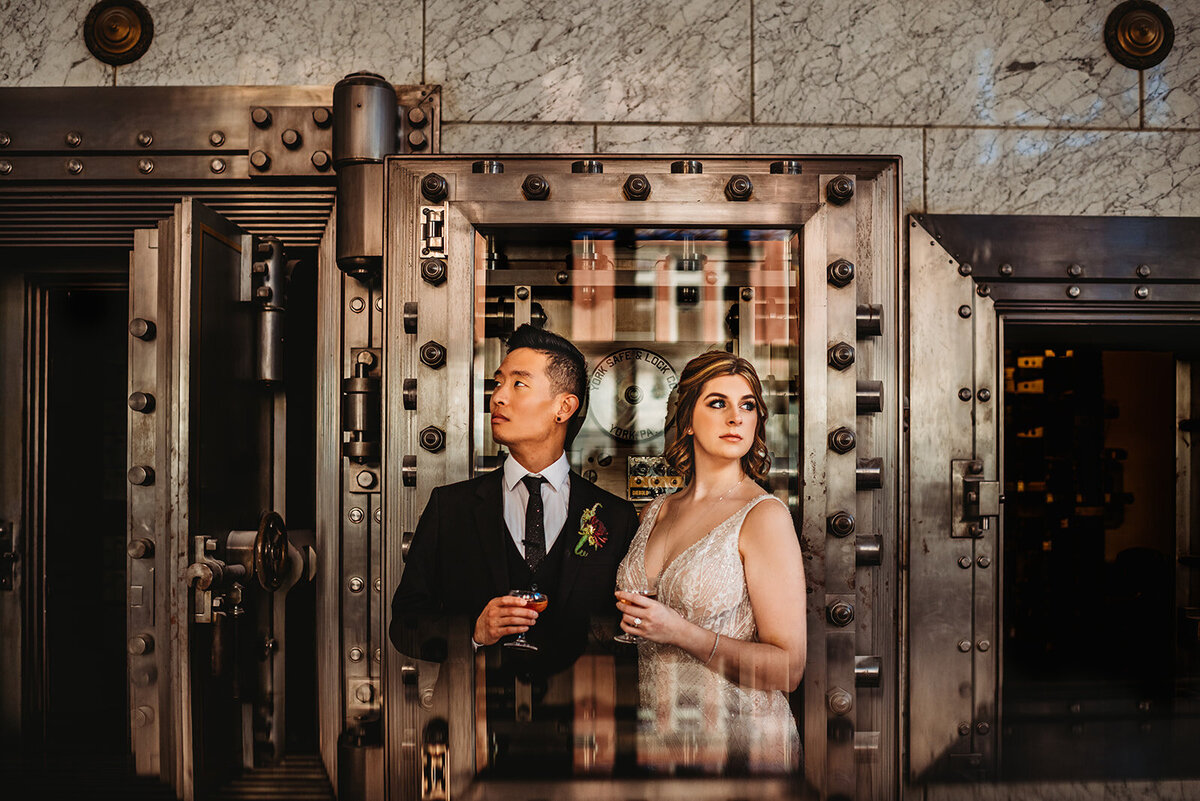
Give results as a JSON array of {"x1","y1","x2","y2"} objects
[{"x1": 704, "y1": 632, "x2": 720, "y2": 665}]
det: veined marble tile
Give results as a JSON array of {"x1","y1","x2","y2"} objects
[
  {"x1": 442, "y1": 123, "x2": 595, "y2": 153},
  {"x1": 426, "y1": 0, "x2": 751, "y2": 123},
  {"x1": 1144, "y1": 1, "x2": 1200, "y2": 129},
  {"x1": 755, "y1": 0, "x2": 1141, "y2": 128},
  {"x1": 116, "y1": 0, "x2": 422, "y2": 85},
  {"x1": 926, "y1": 128, "x2": 1200, "y2": 216},
  {"x1": 1, "y1": 0, "x2": 113, "y2": 85},
  {"x1": 597, "y1": 124, "x2": 924, "y2": 214}
]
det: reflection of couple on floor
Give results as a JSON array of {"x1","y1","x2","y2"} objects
[{"x1": 390, "y1": 325, "x2": 805, "y2": 775}]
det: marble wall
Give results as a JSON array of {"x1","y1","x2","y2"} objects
[{"x1": 2, "y1": 0, "x2": 1198, "y2": 215}]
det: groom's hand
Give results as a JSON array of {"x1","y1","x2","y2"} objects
[{"x1": 473, "y1": 595, "x2": 539, "y2": 646}]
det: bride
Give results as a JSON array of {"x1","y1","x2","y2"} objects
[{"x1": 615, "y1": 350, "x2": 806, "y2": 774}]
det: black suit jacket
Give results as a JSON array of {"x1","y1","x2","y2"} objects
[{"x1": 389, "y1": 465, "x2": 638, "y2": 674}]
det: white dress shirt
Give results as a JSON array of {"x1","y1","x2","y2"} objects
[{"x1": 502, "y1": 452, "x2": 571, "y2": 557}]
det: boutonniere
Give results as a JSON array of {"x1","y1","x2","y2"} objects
[{"x1": 573, "y1": 503, "x2": 608, "y2": 557}]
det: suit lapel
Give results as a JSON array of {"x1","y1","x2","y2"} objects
[
  {"x1": 473, "y1": 468, "x2": 510, "y2": 596},
  {"x1": 557, "y1": 472, "x2": 592, "y2": 608}
]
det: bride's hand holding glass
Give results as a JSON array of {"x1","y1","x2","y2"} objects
[{"x1": 614, "y1": 590, "x2": 681, "y2": 644}]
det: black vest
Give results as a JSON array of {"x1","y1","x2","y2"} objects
[{"x1": 503, "y1": 525, "x2": 570, "y2": 648}]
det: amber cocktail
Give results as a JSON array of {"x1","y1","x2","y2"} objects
[
  {"x1": 503, "y1": 589, "x2": 548, "y2": 651},
  {"x1": 614, "y1": 589, "x2": 656, "y2": 644}
]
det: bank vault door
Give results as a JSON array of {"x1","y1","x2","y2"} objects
[
  {"x1": 128, "y1": 199, "x2": 309, "y2": 799},
  {"x1": 908, "y1": 218, "x2": 1001, "y2": 781}
]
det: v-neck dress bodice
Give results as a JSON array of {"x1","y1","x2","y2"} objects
[{"x1": 616, "y1": 493, "x2": 800, "y2": 774}]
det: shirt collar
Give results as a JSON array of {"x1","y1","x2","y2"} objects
[{"x1": 503, "y1": 451, "x2": 570, "y2": 493}]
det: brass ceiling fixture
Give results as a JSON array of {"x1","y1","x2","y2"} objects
[
  {"x1": 1104, "y1": 0, "x2": 1174, "y2": 70},
  {"x1": 83, "y1": 0, "x2": 154, "y2": 66}
]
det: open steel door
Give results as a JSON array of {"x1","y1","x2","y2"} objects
[
  {"x1": 907, "y1": 216, "x2": 1002, "y2": 782},
  {"x1": 128, "y1": 199, "x2": 301, "y2": 799}
]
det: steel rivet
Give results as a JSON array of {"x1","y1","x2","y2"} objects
[
  {"x1": 828, "y1": 688, "x2": 853, "y2": 716},
  {"x1": 251, "y1": 107, "x2": 272, "y2": 128},
  {"x1": 348, "y1": 576, "x2": 365, "y2": 593},
  {"x1": 65, "y1": 131, "x2": 82, "y2": 147},
  {"x1": 209, "y1": 130, "x2": 225, "y2": 147},
  {"x1": 958, "y1": 556, "x2": 972, "y2": 569},
  {"x1": 374, "y1": 648, "x2": 382, "y2": 662},
  {"x1": 958, "y1": 640, "x2": 972, "y2": 653},
  {"x1": 958, "y1": 305, "x2": 972, "y2": 319},
  {"x1": 1067, "y1": 263, "x2": 1083, "y2": 277},
  {"x1": 976, "y1": 284, "x2": 991, "y2": 297},
  {"x1": 1067, "y1": 285, "x2": 1081, "y2": 298},
  {"x1": 250, "y1": 150, "x2": 271, "y2": 171},
  {"x1": 958, "y1": 387, "x2": 972, "y2": 402},
  {"x1": 374, "y1": 507, "x2": 382, "y2": 523},
  {"x1": 356, "y1": 470, "x2": 377, "y2": 489},
  {"x1": 0, "y1": 132, "x2": 9, "y2": 147},
  {"x1": 740, "y1": 286, "x2": 754, "y2": 301},
  {"x1": 958, "y1": 263, "x2": 973, "y2": 276},
  {"x1": 349, "y1": 297, "x2": 366, "y2": 313},
  {"x1": 355, "y1": 683, "x2": 374, "y2": 702},
  {"x1": 375, "y1": 296, "x2": 384, "y2": 311},
  {"x1": 281, "y1": 128, "x2": 302, "y2": 149},
  {"x1": 516, "y1": 286, "x2": 530, "y2": 300},
  {"x1": 1136, "y1": 264, "x2": 1151, "y2": 278},
  {"x1": 958, "y1": 722, "x2": 971, "y2": 737},
  {"x1": 136, "y1": 130, "x2": 153, "y2": 147},
  {"x1": 976, "y1": 722, "x2": 991, "y2": 735},
  {"x1": 137, "y1": 158, "x2": 154, "y2": 174},
  {"x1": 977, "y1": 555, "x2": 991, "y2": 568},
  {"x1": 311, "y1": 150, "x2": 331, "y2": 171},
  {"x1": 209, "y1": 158, "x2": 226, "y2": 174},
  {"x1": 374, "y1": 578, "x2": 382, "y2": 593},
  {"x1": 977, "y1": 639, "x2": 991, "y2": 652},
  {"x1": 977, "y1": 388, "x2": 991, "y2": 402},
  {"x1": 349, "y1": 647, "x2": 364, "y2": 662},
  {"x1": 348, "y1": 507, "x2": 364, "y2": 523},
  {"x1": 1135, "y1": 285, "x2": 1149, "y2": 299},
  {"x1": 999, "y1": 263, "x2": 1014, "y2": 276},
  {"x1": 66, "y1": 158, "x2": 84, "y2": 175},
  {"x1": 0, "y1": 160, "x2": 11, "y2": 175},
  {"x1": 408, "y1": 130, "x2": 427, "y2": 149}
]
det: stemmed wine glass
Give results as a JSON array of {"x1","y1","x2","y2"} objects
[
  {"x1": 614, "y1": 586, "x2": 657, "y2": 644},
  {"x1": 503, "y1": 588, "x2": 548, "y2": 651}
]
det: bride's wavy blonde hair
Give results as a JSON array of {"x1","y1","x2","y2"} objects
[{"x1": 664, "y1": 350, "x2": 770, "y2": 484}]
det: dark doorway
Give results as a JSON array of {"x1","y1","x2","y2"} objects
[{"x1": 1001, "y1": 329, "x2": 1198, "y2": 780}]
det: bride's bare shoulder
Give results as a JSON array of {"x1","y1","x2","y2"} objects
[{"x1": 740, "y1": 494, "x2": 797, "y2": 545}]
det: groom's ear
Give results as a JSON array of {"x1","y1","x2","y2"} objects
[{"x1": 557, "y1": 393, "x2": 580, "y2": 421}]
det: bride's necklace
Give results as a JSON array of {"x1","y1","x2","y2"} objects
[{"x1": 657, "y1": 474, "x2": 747, "y2": 570}]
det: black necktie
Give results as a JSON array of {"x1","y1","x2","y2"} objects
[{"x1": 521, "y1": 475, "x2": 547, "y2": 573}]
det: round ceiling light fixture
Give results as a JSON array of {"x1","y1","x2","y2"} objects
[
  {"x1": 1105, "y1": 1, "x2": 1174, "y2": 70},
  {"x1": 84, "y1": 0, "x2": 154, "y2": 66}
]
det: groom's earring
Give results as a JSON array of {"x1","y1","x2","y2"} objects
[{"x1": 555, "y1": 416, "x2": 562, "y2": 422}]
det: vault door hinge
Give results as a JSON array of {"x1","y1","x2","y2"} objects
[{"x1": 951, "y1": 459, "x2": 1000, "y2": 538}]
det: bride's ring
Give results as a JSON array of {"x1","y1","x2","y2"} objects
[{"x1": 633, "y1": 617, "x2": 642, "y2": 628}]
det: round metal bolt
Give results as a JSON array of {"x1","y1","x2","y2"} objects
[
  {"x1": 958, "y1": 556, "x2": 972, "y2": 569},
  {"x1": 555, "y1": 270, "x2": 569, "y2": 284},
  {"x1": 375, "y1": 296, "x2": 383, "y2": 311},
  {"x1": 137, "y1": 158, "x2": 154, "y2": 174},
  {"x1": 127, "y1": 465, "x2": 155, "y2": 486},
  {"x1": 0, "y1": 132, "x2": 9, "y2": 147},
  {"x1": 977, "y1": 388, "x2": 991, "y2": 402},
  {"x1": 250, "y1": 150, "x2": 271, "y2": 171},
  {"x1": 827, "y1": 600, "x2": 855, "y2": 627},
  {"x1": 132, "y1": 706, "x2": 155, "y2": 728},
  {"x1": 977, "y1": 555, "x2": 991, "y2": 568},
  {"x1": 829, "y1": 427, "x2": 856, "y2": 454},
  {"x1": 521, "y1": 173, "x2": 550, "y2": 200},
  {"x1": 623, "y1": 174, "x2": 651, "y2": 201},
  {"x1": 420, "y1": 258, "x2": 447, "y2": 285},
  {"x1": 1067, "y1": 263, "x2": 1083, "y2": 277},
  {"x1": 828, "y1": 688, "x2": 853, "y2": 716},
  {"x1": 1136, "y1": 264, "x2": 1151, "y2": 278},
  {"x1": 128, "y1": 634, "x2": 154, "y2": 655},
  {"x1": 407, "y1": 130, "x2": 428, "y2": 149},
  {"x1": 65, "y1": 131, "x2": 82, "y2": 148},
  {"x1": 356, "y1": 470, "x2": 377, "y2": 489},
  {"x1": 349, "y1": 297, "x2": 366, "y2": 313},
  {"x1": 420, "y1": 425, "x2": 446, "y2": 453},
  {"x1": 311, "y1": 150, "x2": 331, "y2": 171},
  {"x1": 828, "y1": 342, "x2": 855, "y2": 371},
  {"x1": 958, "y1": 722, "x2": 971, "y2": 737},
  {"x1": 0, "y1": 160, "x2": 11, "y2": 176},
  {"x1": 967, "y1": 460, "x2": 983, "y2": 475},
  {"x1": 375, "y1": 507, "x2": 382, "y2": 523},
  {"x1": 420, "y1": 341, "x2": 447, "y2": 369},
  {"x1": 1135, "y1": 285, "x2": 1149, "y2": 299},
  {"x1": 827, "y1": 258, "x2": 855, "y2": 288},
  {"x1": 127, "y1": 538, "x2": 154, "y2": 559},
  {"x1": 976, "y1": 722, "x2": 991, "y2": 736},
  {"x1": 313, "y1": 107, "x2": 333, "y2": 128},
  {"x1": 348, "y1": 507, "x2": 364, "y2": 523},
  {"x1": 827, "y1": 511, "x2": 855, "y2": 538},
  {"x1": 999, "y1": 263, "x2": 1014, "y2": 276},
  {"x1": 516, "y1": 286, "x2": 530, "y2": 300},
  {"x1": 128, "y1": 318, "x2": 155, "y2": 340},
  {"x1": 66, "y1": 158, "x2": 84, "y2": 175},
  {"x1": 251, "y1": 107, "x2": 272, "y2": 128},
  {"x1": 281, "y1": 128, "x2": 302, "y2": 149},
  {"x1": 349, "y1": 647, "x2": 364, "y2": 662},
  {"x1": 958, "y1": 263, "x2": 973, "y2": 276},
  {"x1": 209, "y1": 158, "x2": 226, "y2": 174},
  {"x1": 128, "y1": 391, "x2": 155, "y2": 413},
  {"x1": 740, "y1": 286, "x2": 754, "y2": 301},
  {"x1": 977, "y1": 284, "x2": 991, "y2": 297},
  {"x1": 421, "y1": 172, "x2": 448, "y2": 202},
  {"x1": 407, "y1": 106, "x2": 427, "y2": 127},
  {"x1": 977, "y1": 639, "x2": 991, "y2": 652},
  {"x1": 355, "y1": 683, "x2": 375, "y2": 703},
  {"x1": 1066, "y1": 285, "x2": 1081, "y2": 298},
  {"x1": 374, "y1": 578, "x2": 383, "y2": 593},
  {"x1": 958, "y1": 640, "x2": 972, "y2": 653},
  {"x1": 826, "y1": 175, "x2": 854, "y2": 205},
  {"x1": 348, "y1": 576, "x2": 365, "y2": 593},
  {"x1": 136, "y1": 130, "x2": 153, "y2": 147},
  {"x1": 958, "y1": 387, "x2": 972, "y2": 402},
  {"x1": 209, "y1": 130, "x2": 226, "y2": 147},
  {"x1": 724, "y1": 174, "x2": 754, "y2": 201},
  {"x1": 958, "y1": 304, "x2": 972, "y2": 318}
]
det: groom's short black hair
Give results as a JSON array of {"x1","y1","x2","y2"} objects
[{"x1": 506, "y1": 324, "x2": 588, "y2": 422}]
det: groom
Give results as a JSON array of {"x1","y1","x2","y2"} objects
[{"x1": 389, "y1": 324, "x2": 638, "y2": 676}]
